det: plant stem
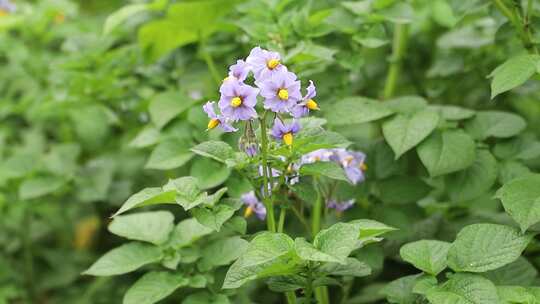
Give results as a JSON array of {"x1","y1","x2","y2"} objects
[
  {"x1": 305, "y1": 266, "x2": 314, "y2": 304},
  {"x1": 259, "y1": 112, "x2": 276, "y2": 232},
  {"x1": 277, "y1": 207, "x2": 286, "y2": 233},
  {"x1": 286, "y1": 291, "x2": 297, "y2": 304},
  {"x1": 492, "y1": 0, "x2": 538, "y2": 53},
  {"x1": 382, "y1": 23, "x2": 409, "y2": 99},
  {"x1": 311, "y1": 179, "x2": 322, "y2": 236},
  {"x1": 198, "y1": 34, "x2": 222, "y2": 85}
]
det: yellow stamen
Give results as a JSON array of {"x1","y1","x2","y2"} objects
[
  {"x1": 207, "y1": 118, "x2": 220, "y2": 130},
  {"x1": 231, "y1": 97, "x2": 242, "y2": 107},
  {"x1": 306, "y1": 99, "x2": 319, "y2": 110},
  {"x1": 267, "y1": 58, "x2": 280, "y2": 69},
  {"x1": 244, "y1": 206, "x2": 253, "y2": 218},
  {"x1": 278, "y1": 89, "x2": 289, "y2": 100},
  {"x1": 344, "y1": 155, "x2": 354, "y2": 165},
  {"x1": 283, "y1": 133, "x2": 293, "y2": 146},
  {"x1": 360, "y1": 163, "x2": 368, "y2": 171},
  {"x1": 0, "y1": 9, "x2": 8, "y2": 17}
]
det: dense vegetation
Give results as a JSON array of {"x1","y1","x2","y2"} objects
[{"x1": 1, "y1": 0, "x2": 540, "y2": 303}]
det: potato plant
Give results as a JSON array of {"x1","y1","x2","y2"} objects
[{"x1": 1, "y1": 0, "x2": 540, "y2": 304}]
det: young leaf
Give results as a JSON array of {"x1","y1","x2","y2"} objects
[
  {"x1": 417, "y1": 130, "x2": 476, "y2": 177},
  {"x1": 299, "y1": 161, "x2": 349, "y2": 182},
  {"x1": 489, "y1": 54, "x2": 540, "y2": 98},
  {"x1": 325, "y1": 97, "x2": 393, "y2": 125},
  {"x1": 382, "y1": 109, "x2": 440, "y2": 158},
  {"x1": 399, "y1": 240, "x2": 451, "y2": 275},
  {"x1": 446, "y1": 149, "x2": 498, "y2": 202},
  {"x1": 311, "y1": 222, "x2": 361, "y2": 264},
  {"x1": 83, "y1": 242, "x2": 163, "y2": 276},
  {"x1": 465, "y1": 111, "x2": 526, "y2": 140},
  {"x1": 108, "y1": 211, "x2": 175, "y2": 245},
  {"x1": 426, "y1": 274, "x2": 499, "y2": 304},
  {"x1": 123, "y1": 271, "x2": 189, "y2": 304},
  {"x1": 349, "y1": 219, "x2": 397, "y2": 240},
  {"x1": 190, "y1": 141, "x2": 234, "y2": 163},
  {"x1": 114, "y1": 187, "x2": 176, "y2": 217},
  {"x1": 145, "y1": 139, "x2": 194, "y2": 170},
  {"x1": 294, "y1": 238, "x2": 343, "y2": 264},
  {"x1": 447, "y1": 224, "x2": 533, "y2": 272},
  {"x1": 223, "y1": 232, "x2": 299, "y2": 289},
  {"x1": 191, "y1": 204, "x2": 236, "y2": 231},
  {"x1": 495, "y1": 174, "x2": 540, "y2": 232},
  {"x1": 166, "y1": 218, "x2": 213, "y2": 249}
]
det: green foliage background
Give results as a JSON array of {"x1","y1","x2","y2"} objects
[{"x1": 1, "y1": 0, "x2": 540, "y2": 303}]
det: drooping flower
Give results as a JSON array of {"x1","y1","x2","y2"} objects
[
  {"x1": 271, "y1": 119, "x2": 301, "y2": 146},
  {"x1": 331, "y1": 149, "x2": 367, "y2": 185},
  {"x1": 225, "y1": 59, "x2": 250, "y2": 82},
  {"x1": 241, "y1": 191, "x2": 266, "y2": 220},
  {"x1": 301, "y1": 149, "x2": 335, "y2": 164},
  {"x1": 0, "y1": 0, "x2": 16, "y2": 14},
  {"x1": 246, "y1": 46, "x2": 287, "y2": 81},
  {"x1": 292, "y1": 80, "x2": 319, "y2": 118},
  {"x1": 203, "y1": 101, "x2": 237, "y2": 132},
  {"x1": 218, "y1": 80, "x2": 259, "y2": 121},
  {"x1": 327, "y1": 199, "x2": 355, "y2": 212},
  {"x1": 258, "y1": 70, "x2": 302, "y2": 113}
]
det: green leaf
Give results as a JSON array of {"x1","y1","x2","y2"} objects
[
  {"x1": 400, "y1": 240, "x2": 451, "y2": 275},
  {"x1": 267, "y1": 275, "x2": 306, "y2": 292},
  {"x1": 129, "y1": 127, "x2": 161, "y2": 148},
  {"x1": 417, "y1": 130, "x2": 476, "y2": 177},
  {"x1": 114, "y1": 187, "x2": 176, "y2": 217},
  {"x1": 223, "y1": 232, "x2": 299, "y2": 289},
  {"x1": 290, "y1": 128, "x2": 350, "y2": 155},
  {"x1": 191, "y1": 141, "x2": 234, "y2": 163},
  {"x1": 104, "y1": 4, "x2": 150, "y2": 35},
  {"x1": 383, "y1": 109, "x2": 440, "y2": 158},
  {"x1": 108, "y1": 211, "x2": 175, "y2": 245},
  {"x1": 311, "y1": 222, "x2": 361, "y2": 264},
  {"x1": 149, "y1": 92, "x2": 195, "y2": 129},
  {"x1": 201, "y1": 236, "x2": 249, "y2": 268},
  {"x1": 484, "y1": 257, "x2": 537, "y2": 286},
  {"x1": 123, "y1": 271, "x2": 189, "y2": 304},
  {"x1": 299, "y1": 161, "x2": 349, "y2": 182},
  {"x1": 182, "y1": 292, "x2": 230, "y2": 304},
  {"x1": 166, "y1": 218, "x2": 213, "y2": 249},
  {"x1": 317, "y1": 257, "x2": 371, "y2": 277},
  {"x1": 326, "y1": 97, "x2": 393, "y2": 125},
  {"x1": 426, "y1": 274, "x2": 499, "y2": 304},
  {"x1": 19, "y1": 176, "x2": 66, "y2": 200},
  {"x1": 376, "y1": 176, "x2": 431, "y2": 205},
  {"x1": 465, "y1": 111, "x2": 526, "y2": 140},
  {"x1": 190, "y1": 158, "x2": 231, "y2": 189},
  {"x1": 430, "y1": 105, "x2": 475, "y2": 121},
  {"x1": 349, "y1": 219, "x2": 397, "y2": 240},
  {"x1": 385, "y1": 96, "x2": 428, "y2": 114},
  {"x1": 381, "y1": 274, "x2": 422, "y2": 304},
  {"x1": 447, "y1": 224, "x2": 533, "y2": 272},
  {"x1": 191, "y1": 204, "x2": 236, "y2": 231},
  {"x1": 446, "y1": 149, "x2": 498, "y2": 202},
  {"x1": 294, "y1": 238, "x2": 343, "y2": 264},
  {"x1": 497, "y1": 286, "x2": 536, "y2": 304},
  {"x1": 495, "y1": 174, "x2": 540, "y2": 232},
  {"x1": 489, "y1": 54, "x2": 540, "y2": 98},
  {"x1": 83, "y1": 242, "x2": 163, "y2": 276},
  {"x1": 145, "y1": 139, "x2": 194, "y2": 170}
]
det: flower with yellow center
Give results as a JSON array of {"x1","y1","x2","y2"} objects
[
  {"x1": 278, "y1": 89, "x2": 289, "y2": 100},
  {"x1": 283, "y1": 133, "x2": 293, "y2": 146},
  {"x1": 244, "y1": 206, "x2": 253, "y2": 218},
  {"x1": 207, "y1": 118, "x2": 220, "y2": 130},
  {"x1": 267, "y1": 58, "x2": 280, "y2": 69},
  {"x1": 360, "y1": 163, "x2": 368, "y2": 171},
  {"x1": 231, "y1": 96, "x2": 242, "y2": 108},
  {"x1": 306, "y1": 99, "x2": 319, "y2": 110}
]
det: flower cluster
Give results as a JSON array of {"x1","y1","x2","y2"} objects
[
  {"x1": 0, "y1": 0, "x2": 16, "y2": 14},
  {"x1": 204, "y1": 46, "x2": 320, "y2": 151}
]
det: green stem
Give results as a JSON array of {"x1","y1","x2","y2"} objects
[
  {"x1": 311, "y1": 179, "x2": 322, "y2": 236},
  {"x1": 305, "y1": 266, "x2": 314, "y2": 304},
  {"x1": 286, "y1": 291, "x2": 297, "y2": 304},
  {"x1": 198, "y1": 35, "x2": 221, "y2": 85},
  {"x1": 492, "y1": 0, "x2": 538, "y2": 53},
  {"x1": 277, "y1": 207, "x2": 286, "y2": 233},
  {"x1": 259, "y1": 112, "x2": 276, "y2": 232},
  {"x1": 382, "y1": 23, "x2": 409, "y2": 99}
]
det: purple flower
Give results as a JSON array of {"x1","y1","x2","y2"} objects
[
  {"x1": 271, "y1": 119, "x2": 301, "y2": 146},
  {"x1": 292, "y1": 80, "x2": 319, "y2": 118},
  {"x1": 241, "y1": 191, "x2": 266, "y2": 220},
  {"x1": 0, "y1": 0, "x2": 16, "y2": 13},
  {"x1": 332, "y1": 149, "x2": 367, "y2": 185},
  {"x1": 301, "y1": 149, "x2": 335, "y2": 165},
  {"x1": 203, "y1": 101, "x2": 237, "y2": 132},
  {"x1": 246, "y1": 46, "x2": 287, "y2": 81},
  {"x1": 258, "y1": 70, "x2": 302, "y2": 113},
  {"x1": 218, "y1": 80, "x2": 259, "y2": 121},
  {"x1": 240, "y1": 141, "x2": 259, "y2": 157},
  {"x1": 226, "y1": 59, "x2": 250, "y2": 82},
  {"x1": 327, "y1": 199, "x2": 355, "y2": 212}
]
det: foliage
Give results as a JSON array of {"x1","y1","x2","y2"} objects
[{"x1": 1, "y1": 0, "x2": 540, "y2": 303}]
